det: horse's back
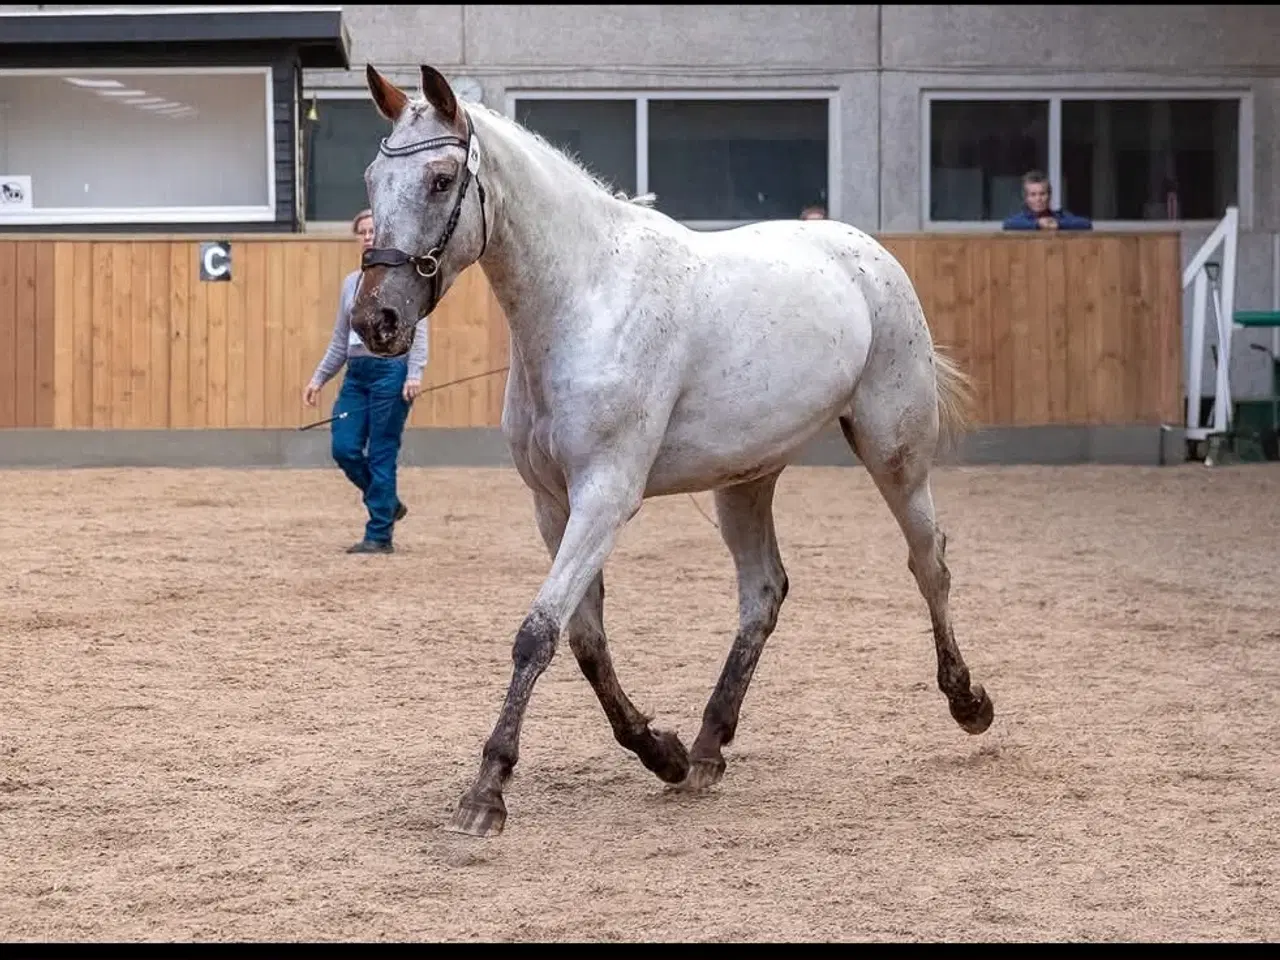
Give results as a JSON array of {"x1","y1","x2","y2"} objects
[
  {"x1": 670, "y1": 216, "x2": 922, "y2": 379},
  {"x1": 666, "y1": 217, "x2": 922, "y2": 334}
]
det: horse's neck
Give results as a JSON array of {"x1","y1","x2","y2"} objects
[{"x1": 471, "y1": 111, "x2": 622, "y2": 361}]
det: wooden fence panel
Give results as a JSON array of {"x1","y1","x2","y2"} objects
[
  {"x1": 146, "y1": 243, "x2": 171, "y2": 429},
  {"x1": 0, "y1": 242, "x2": 17, "y2": 427},
  {"x1": 887, "y1": 232, "x2": 1183, "y2": 426},
  {"x1": 241, "y1": 243, "x2": 267, "y2": 429},
  {"x1": 34, "y1": 243, "x2": 56, "y2": 429},
  {"x1": 1043, "y1": 240, "x2": 1069, "y2": 422},
  {"x1": 0, "y1": 232, "x2": 1183, "y2": 430},
  {"x1": 13, "y1": 242, "x2": 37, "y2": 428}
]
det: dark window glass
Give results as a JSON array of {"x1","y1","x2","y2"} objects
[
  {"x1": 647, "y1": 99, "x2": 828, "y2": 221},
  {"x1": 929, "y1": 99, "x2": 1049, "y2": 221},
  {"x1": 304, "y1": 97, "x2": 387, "y2": 222},
  {"x1": 1061, "y1": 98, "x2": 1238, "y2": 221},
  {"x1": 514, "y1": 98, "x2": 637, "y2": 196}
]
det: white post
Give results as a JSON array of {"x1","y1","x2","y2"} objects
[
  {"x1": 1182, "y1": 206, "x2": 1240, "y2": 443},
  {"x1": 1182, "y1": 209, "x2": 1233, "y2": 288},
  {"x1": 1188, "y1": 270, "x2": 1208, "y2": 434},
  {"x1": 1209, "y1": 280, "x2": 1233, "y2": 434},
  {"x1": 1216, "y1": 207, "x2": 1239, "y2": 435}
]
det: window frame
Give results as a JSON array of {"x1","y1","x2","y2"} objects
[
  {"x1": 0, "y1": 66, "x2": 277, "y2": 226},
  {"x1": 505, "y1": 88, "x2": 842, "y2": 229},
  {"x1": 921, "y1": 88, "x2": 1254, "y2": 232}
]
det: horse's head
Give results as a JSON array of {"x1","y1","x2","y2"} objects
[{"x1": 353, "y1": 64, "x2": 488, "y2": 357}]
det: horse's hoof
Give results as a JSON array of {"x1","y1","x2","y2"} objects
[
  {"x1": 671, "y1": 756, "x2": 726, "y2": 793},
  {"x1": 950, "y1": 683, "x2": 995, "y2": 735},
  {"x1": 647, "y1": 728, "x2": 691, "y2": 785},
  {"x1": 442, "y1": 795, "x2": 507, "y2": 838}
]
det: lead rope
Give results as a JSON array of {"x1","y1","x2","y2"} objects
[
  {"x1": 687, "y1": 492, "x2": 719, "y2": 530},
  {"x1": 298, "y1": 365, "x2": 511, "y2": 431}
]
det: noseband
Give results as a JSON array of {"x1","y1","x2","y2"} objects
[{"x1": 360, "y1": 110, "x2": 489, "y2": 316}]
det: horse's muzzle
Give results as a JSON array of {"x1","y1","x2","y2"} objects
[{"x1": 358, "y1": 306, "x2": 410, "y2": 357}]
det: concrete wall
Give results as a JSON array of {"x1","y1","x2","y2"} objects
[
  {"x1": 0, "y1": 424, "x2": 1188, "y2": 469},
  {"x1": 5, "y1": 4, "x2": 1280, "y2": 395}
]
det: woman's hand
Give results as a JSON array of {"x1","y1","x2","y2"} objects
[{"x1": 403, "y1": 379, "x2": 422, "y2": 402}]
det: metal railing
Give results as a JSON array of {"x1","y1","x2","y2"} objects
[{"x1": 1182, "y1": 206, "x2": 1238, "y2": 443}]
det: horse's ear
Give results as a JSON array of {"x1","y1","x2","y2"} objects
[
  {"x1": 366, "y1": 64, "x2": 408, "y2": 122},
  {"x1": 419, "y1": 65, "x2": 463, "y2": 131}
]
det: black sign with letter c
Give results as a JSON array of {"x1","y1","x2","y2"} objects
[{"x1": 199, "y1": 241, "x2": 232, "y2": 282}]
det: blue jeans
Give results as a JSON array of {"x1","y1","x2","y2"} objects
[{"x1": 331, "y1": 356, "x2": 412, "y2": 544}]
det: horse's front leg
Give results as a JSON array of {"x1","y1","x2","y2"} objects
[
  {"x1": 531, "y1": 489, "x2": 690, "y2": 786},
  {"x1": 443, "y1": 461, "x2": 650, "y2": 838}
]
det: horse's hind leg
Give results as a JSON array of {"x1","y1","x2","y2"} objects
[
  {"x1": 535, "y1": 491, "x2": 690, "y2": 784},
  {"x1": 678, "y1": 470, "x2": 789, "y2": 792},
  {"x1": 839, "y1": 410, "x2": 994, "y2": 735}
]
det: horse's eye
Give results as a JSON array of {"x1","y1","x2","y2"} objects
[{"x1": 430, "y1": 174, "x2": 454, "y2": 195}]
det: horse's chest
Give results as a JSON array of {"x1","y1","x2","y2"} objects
[
  {"x1": 513, "y1": 393, "x2": 640, "y2": 486},
  {"x1": 504, "y1": 402, "x2": 561, "y2": 487},
  {"x1": 505, "y1": 346, "x2": 671, "y2": 487}
]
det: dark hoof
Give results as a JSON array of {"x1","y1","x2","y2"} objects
[
  {"x1": 671, "y1": 756, "x2": 726, "y2": 793},
  {"x1": 640, "y1": 727, "x2": 691, "y2": 785},
  {"x1": 950, "y1": 683, "x2": 995, "y2": 735},
  {"x1": 394, "y1": 501, "x2": 408, "y2": 523},
  {"x1": 346, "y1": 539, "x2": 394, "y2": 554},
  {"x1": 442, "y1": 793, "x2": 507, "y2": 838}
]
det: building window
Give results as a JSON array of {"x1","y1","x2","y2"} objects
[
  {"x1": 1060, "y1": 99, "x2": 1239, "y2": 222},
  {"x1": 514, "y1": 98, "x2": 637, "y2": 198},
  {"x1": 303, "y1": 93, "x2": 389, "y2": 225},
  {"x1": 509, "y1": 92, "x2": 836, "y2": 227},
  {"x1": 648, "y1": 99, "x2": 828, "y2": 222},
  {"x1": 925, "y1": 92, "x2": 1249, "y2": 227},
  {"x1": 0, "y1": 68, "x2": 274, "y2": 225},
  {"x1": 928, "y1": 100, "x2": 1049, "y2": 222}
]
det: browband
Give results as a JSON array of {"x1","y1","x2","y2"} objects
[{"x1": 379, "y1": 133, "x2": 466, "y2": 158}]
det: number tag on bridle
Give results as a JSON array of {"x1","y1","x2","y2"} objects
[{"x1": 466, "y1": 134, "x2": 481, "y2": 176}]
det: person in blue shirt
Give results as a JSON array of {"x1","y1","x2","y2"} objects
[
  {"x1": 304, "y1": 208, "x2": 429, "y2": 555},
  {"x1": 1002, "y1": 170, "x2": 1093, "y2": 231}
]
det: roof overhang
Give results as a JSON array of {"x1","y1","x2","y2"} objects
[{"x1": 0, "y1": 6, "x2": 351, "y2": 69}]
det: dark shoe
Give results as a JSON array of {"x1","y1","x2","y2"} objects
[
  {"x1": 394, "y1": 501, "x2": 408, "y2": 523},
  {"x1": 346, "y1": 539, "x2": 394, "y2": 555}
]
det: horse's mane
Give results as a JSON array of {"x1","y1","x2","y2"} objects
[
  {"x1": 465, "y1": 101, "x2": 657, "y2": 209},
  {"x1": 615, "y1": 190, "x2": 658, "y2": 208}
]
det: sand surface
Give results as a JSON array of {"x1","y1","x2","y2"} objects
[{"x1": 3, "y1": 464, "x2": 1278, "y2": 942}]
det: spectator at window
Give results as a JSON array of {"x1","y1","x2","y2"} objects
[
  {"x1": 799, "y1": 204, "x2": 827, "y2": 221},
  {"x1": 1002, "y1": 170, "x2": 1092, "y2": 231}
]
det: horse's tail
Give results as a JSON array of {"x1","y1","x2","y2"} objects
[{"x1": 932, "y1": 344, "x2": 974, "y2": 457}]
